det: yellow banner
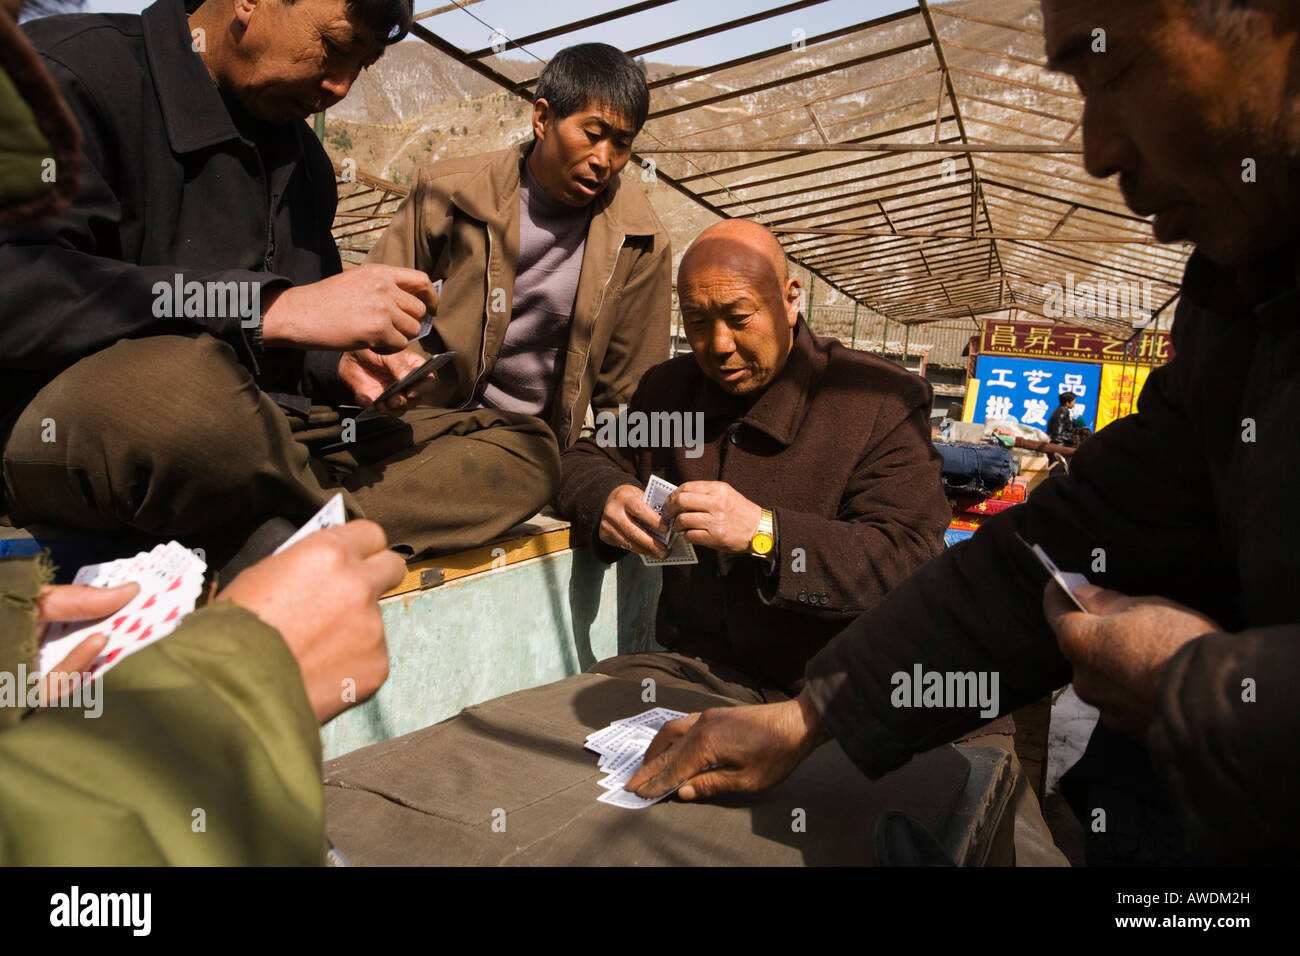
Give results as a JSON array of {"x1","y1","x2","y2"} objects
[
  {"x1": 1096, "y1": 363, "x2": 1151, "y2": 431},
  {"x1": 962, "y1": 377, "x2": 980, "y2": 422}
]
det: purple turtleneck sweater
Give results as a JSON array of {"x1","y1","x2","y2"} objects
[{"x1": 479, "y1": 162, "x2": 591, "y2": 417}]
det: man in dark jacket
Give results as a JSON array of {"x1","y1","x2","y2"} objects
[
  {"x1": 626, "y1": 0, "x2": 1300, "y2": 864},
  {"x1": 0, "y1": 0, "x2": 403, "y2": 863},
  {"x1": 0, "y1": 0, "x2": 557, "y2": 563},
  {"x1": 557, "y1": 220, "x2": 950, "y2": 701},
  {"x1": 1046, "y1": 391, "x2": 1076, "y2": 445}
]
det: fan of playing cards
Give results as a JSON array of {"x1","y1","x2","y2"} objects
[
  {"x1": 36, "y1": 541, "x2": 207, "y2": 680},
  {"x1": 35, "y1": 494, "x2": 348, "y2": 681},
  {"x1": 584, "y1": 707, "x2": 687, "y2": 809}
]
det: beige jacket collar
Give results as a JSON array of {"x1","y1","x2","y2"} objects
[{"x1": 449, "y1": 141, "x2": 660, "y2": 237}]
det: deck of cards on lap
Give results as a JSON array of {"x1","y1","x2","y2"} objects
[
  {"x1": 640, "y1": 475, "x2": 697, "y2": 567},
  {"x1": 584, "y1": 707, "x2": 687, "y2": 809}
]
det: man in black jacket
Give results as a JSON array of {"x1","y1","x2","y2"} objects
[
  {"x1": 625, "y1": 0, "x2": 1300, "y2": 864},
  {"x1": 0, "y1": 0, "x2": 559, "y2": 564},
  {"x1": 1046, "y1": 392, "x2": 1076, "y2": 446}
]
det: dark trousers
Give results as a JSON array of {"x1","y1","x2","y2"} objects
[
  {"x1": 587, "y1": 651, "x2": 793, "y2": 704},
  {"x1": 0, "y1": 335, "x2": 560, "y2": 558}
]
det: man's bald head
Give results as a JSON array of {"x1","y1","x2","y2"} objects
[
  {"x1": 679, "y1": 219, "x2": 789, "y2": 301},
  {"x1": 676, "y1": 219, "x2": 802, "y2": 398}
]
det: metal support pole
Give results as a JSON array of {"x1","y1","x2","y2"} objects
[
  {"x1": 806, "y1": 271, "x2": 816, "y2": 332},
  {"x1": 851, "y1": 302, "x2": 860, "y2": 350}
]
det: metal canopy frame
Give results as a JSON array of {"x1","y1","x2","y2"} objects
[{"x1": 337, "y1": 0, "x2": 1191, "y2": 336}]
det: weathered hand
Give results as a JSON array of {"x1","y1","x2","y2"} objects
[
  {"x1": 1044, "y1": 582, "x2": 1222, "y2": 739},
  {"x1": 261, "y1": 264, "x2": 438, "y2": 353},
  {"x1": 338, "y1": 347, "x2": 435, "y2": 416},
  {"x1": 663, "y1": 480, "x2": 762, "y2": 555},
  {"x1": 216, "y1": 520, "x2": 404, "y2": 724},
  {"x1": 598, "y1": 483, "x2": 670, "y2": 558},
  {"x1": 626, "y1": 690, "x2": 830, "y2": 801}
]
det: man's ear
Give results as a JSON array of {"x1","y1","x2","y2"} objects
[
  {"x1": 532, "y1": 99, "x2": 552, "y2": 142},
  {"x1": 785, "y1": 277, "x2": 802, "y2": 328},
  {"x1": 231, "y1": 0, "x2": 259, "y2": 28}
]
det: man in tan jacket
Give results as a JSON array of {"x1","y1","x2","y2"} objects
[{"x1": 366, "y1": 42, "x2": 672, "y2": 463}]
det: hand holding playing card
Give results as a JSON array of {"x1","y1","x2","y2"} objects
[
  {"x1": 216, "y1": 519, "x2": 405, "y2": 724},
  {"x1": 598, "y1": 483, "x2": 671, "y2": 559},
  {"x1": 338, "y1": 348, "x2": 438, "y2": 417},
  {"x1": 34, "y1": 582, "x2": 137, "y2": 704},
  {"x1": 1043, "y1": 583, "x2": 1221, "y2": 739},
  {"x1": 663, "y1": 480, "x2": 762, "y2": 555},
  {"x1": 626, "y1": 691, "x2": 831, "y2": 802}
]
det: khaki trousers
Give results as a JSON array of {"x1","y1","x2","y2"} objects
[{"x1": 1, "y1": 335, "x2": 560, "y2": 558}]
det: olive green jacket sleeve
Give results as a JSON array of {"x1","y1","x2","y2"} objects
[{"x1": 0, "y1": 555, "x2": 325, "y2": 865}]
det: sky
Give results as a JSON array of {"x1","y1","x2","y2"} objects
[{"x1": 61, "y1": 0, "x2": 917, "y2": 65}]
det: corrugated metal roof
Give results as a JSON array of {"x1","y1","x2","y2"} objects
[{"x1": 335, "y1": 0, "x2": 1192, "y2": 337}]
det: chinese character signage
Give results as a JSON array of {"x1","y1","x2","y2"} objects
[
  {"x1": 966, "y1": 355, "x2": 1101, "y2": 431},
  {"x1": 1095, "y1": 363, "x2": 1152, "y2": 431},
  {"x1": 979, "y1": 321, "x2": 1171, "y2": 366}
]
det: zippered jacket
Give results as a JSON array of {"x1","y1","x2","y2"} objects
[{"x1": 366, "y1": 142, "x2": 672, "y2": 447}]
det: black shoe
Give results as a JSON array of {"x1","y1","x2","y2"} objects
[{"x1": 875, "y1": 810, "x2": 956, "y2": 867}]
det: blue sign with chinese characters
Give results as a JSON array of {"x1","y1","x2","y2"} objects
[{"x1": 971, "y1": 355, "x2": 1100, "y2": 431}]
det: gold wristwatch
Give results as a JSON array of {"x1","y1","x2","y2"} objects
[{"x1": 748, "y1": 508, "x2": 775, "y2": 559}]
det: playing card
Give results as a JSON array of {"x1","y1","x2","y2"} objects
[
  {"x1": 275, "y1": 493, "x2": 347, "y2": 554},
  {"x1": 612, "y1": 707, "x2": 687, "y2": 731},
  {"x1": 415, "y1": 279, "x2": 442, "y2": 340},
  {"x1": 1019, "y1": 535, "x2": 1091, "y2": 612},
  {"x1": 641, "y1": 475, "x2": 677, "y2": 545},
  {"x1": 86, "y1": 542, "x2": 204, "y2": 677},
  {"x1": 640, "y1": 534, "x2": 698, "y2": 567},
  {"x1": 596, "y1": 742, "x2": 647, "y2": 785},
  {"x1": 42, "y1": 557, "x2": 131, "y2": 644},
  {"x1": 596, "y1": 785, "x2": 669, "y2": 810},
  {"x1": 585, "y1": 721, "x2": 658, "y2": 754},
  {"x1": 584, "y1": 707, "x2": 691, "y2": 810}
]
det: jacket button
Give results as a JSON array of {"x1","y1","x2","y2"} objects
[{"x1": 729, "y1": 428, "x2": 742, "y2": 445}]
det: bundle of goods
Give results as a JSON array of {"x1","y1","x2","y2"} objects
[
  {"x1": 932, "y1": 438, "x2": 1023, "y2": 548},
  {"x1": 934, "y1": 440, "x2": 1013, "y2": 497}
]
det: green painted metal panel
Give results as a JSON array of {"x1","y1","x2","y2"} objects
[{"x1": 320, "y1": 549, "x2": 662, "y2": 759}]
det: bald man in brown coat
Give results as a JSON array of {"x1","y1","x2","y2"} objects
[{"x1": 557, "y1": 221, "x2": 952, "y2": 702}]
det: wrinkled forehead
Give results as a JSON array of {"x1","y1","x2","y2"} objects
[
  {"x1": 679, "y1": 237, "x2": 786, "y2": 306},
  {"x1": 293, "y1": 0, "x2": 385, "y2": 52}
]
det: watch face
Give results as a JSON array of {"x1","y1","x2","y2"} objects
[{"x1": 751, "y1": 532, "x2": 774, "y2": 555}]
